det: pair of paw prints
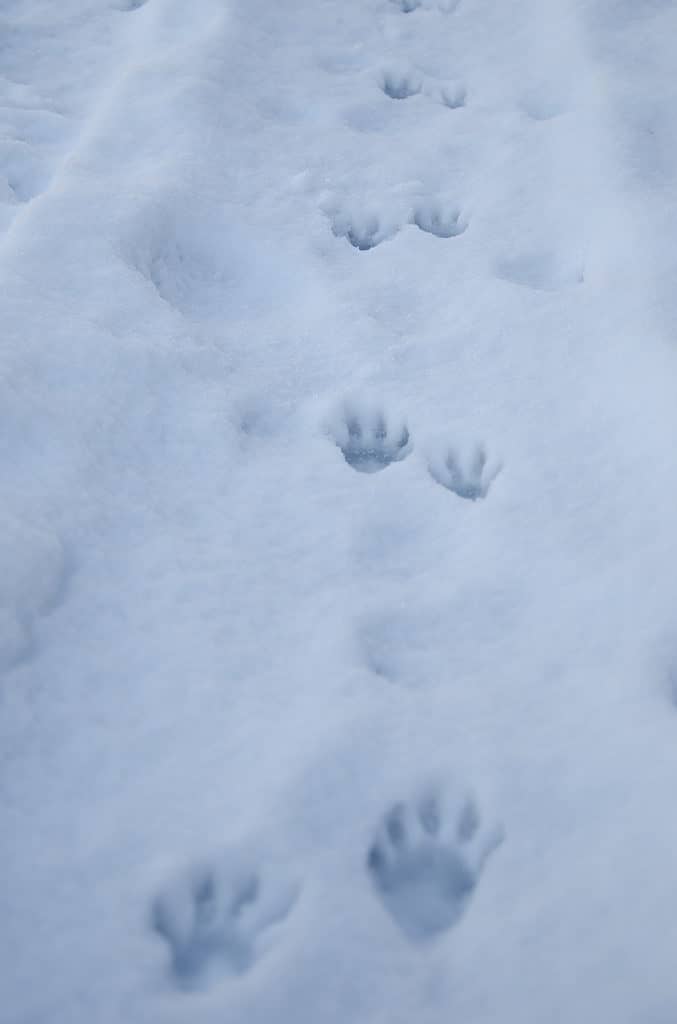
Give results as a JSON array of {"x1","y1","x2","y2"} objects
[
  {"x1": 379, "y1": 66, "x2": 466, "y2": 109},
  {"x1": 328, "y1": 198, "x2": 466, "y2": 251},
  {"x1": 151, "y1": 786, "x2": 503, "y2": 990},
  {"x1": 327, "y1": 402, "x2": 500, "y2": 501}
]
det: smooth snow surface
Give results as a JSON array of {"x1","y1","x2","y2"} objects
[{"x1": 3, "y1": 0, "x2": 677, "y2": 1021}]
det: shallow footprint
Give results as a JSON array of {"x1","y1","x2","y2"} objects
[
  {"x1": 151, "y1": 852, "x2": 298, "y2": 990},
  {"x1": 0, "y1": 518, "x2": 69, "y2": 673},
  {"x1": 495, "y1": 249, "x2": 584, "y2": 291},
  {"x1": 1, "y1": 140, "x2": 51, "y2": 206},
  {"x1": 429, "y1": 445, "x2": 499, "y2": 500},
  {"x1": 411, "y1": 200, "x2": 467, "y2": 238},
  {"x1": 438, "y1": 83, "x2": 466, "y2": 109},
  {"x1": 329, "y1": 401, "x2": 411, "y2": 473},
  {"x1": 0, "y1": 608, "x2": 33, "y2": 672},
  {"x1": 519, "y1": 84, "x2": 569, "y2": 121},
  {"x1": 367, "y1": 790, "x2": 503, "y2": 942}
]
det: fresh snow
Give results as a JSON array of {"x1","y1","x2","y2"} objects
[{"x1": 2, "y1": 0, "x2": 677, "y2": 1021}]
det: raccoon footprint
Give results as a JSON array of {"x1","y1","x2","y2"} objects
[
  {"x1": 411, "y1": 200, "x2": 467, "y2": 239},
  {"x1": 367, "y1": 790, "x2": 503, "y2": 942},
  {"x1": 328, "y1": 207, "x2": 400, "y2": 250},
  {"x1": 430, "y1": 445, "x2": 499, "y2": 500},
  {"x1": 329, "y1": 402, "x2": 411, "y2": 473},
  {"x1": 151, "y1": 852, "x2": 298, "y2": 990},
  {"x1": 380, "y1": 67, "x2": 422, "y2": 100}
]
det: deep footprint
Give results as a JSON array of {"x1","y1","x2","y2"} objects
[
  {"x1": 430, "y1": 445, "x2": 499, "y2": 500},
  {"x1": 367, "y1": 790, "x2": 503, "y2": 941},
  {"x1": 329, "y1": 403, "x2": 411, "y2": 473},
  {"x1": 381, "y1": 69, "x2": 422, "y2": 100},
  {"x1": 151, "y1": 853, "x2": 298, "y2": 990},
  {"x1": 329, "y1": 208, "x2": 399, "y2": 251}
]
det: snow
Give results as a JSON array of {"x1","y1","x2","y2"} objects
[{"x1": 2, "y1": 0, "x2": 677, "y2": 1021}]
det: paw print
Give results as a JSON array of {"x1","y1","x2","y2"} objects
[
  {"x1": 411, "y1": 200, "x2": 467, "y2": 239},
  {"x1": 429, "y1": 445, "x2": 499, "y2": 500},
  {"x1": 367, "y1": 790, "x2": 503, "y2": 942},
  {"x1": 380, "y1": 67, "x2": 423, "y2": 100},
  {"x1": 329, "y1": 207, "x2": 400, "y2": 251},
  {"x1": 151, "y1": 854, "x2": 298, "y2": 989},
  {"x1": 330, "y1": 402, "x2": 412, "y2": 473}
]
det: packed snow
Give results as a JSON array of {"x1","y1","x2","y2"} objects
[{"x1": 3, "y1": 0, "x2": 677, "y2": 1021}]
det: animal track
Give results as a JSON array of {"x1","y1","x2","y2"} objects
[
  {"x1": 329, "y1": 402, "x2": 411, "y2": 473},
  {"x1": 359, "y1": 607, "x2": 443, "y2": 685},
  {"x1": 328, "y1": 207, "x2": 399, "y2": 251},
  {"x1": 0, "y1": 518, "x2": 69, "y2": 672},
  {"x1": 439, "y1": 83, "x2": 466, "y2": 109},
  {"x1": 412, "y1": 200, "x2": 467, "y2": 239},
  {"x1": 327, "y1": 199, "x2": 465, "y2": 250},
  {"x1": 391, "y1": 0, "x2": 423, "y2": 10},
  {"x1": 367, "y1": 790, "x2": 503, "y2": 942},
  {"x1": 378, "y1": 67, "x2": 465, "y2": 109},
  {"x1": 495, "y1": 250, "x2": 584, "y2": 292},
  {"x1": 122, "y1": 199, "x2": 292, "y2": 319},
  {"x1": 151, "y1": 853, "x2": 298, "y2": 990},
  {"x1": 380, "y1": 68, "x2": 422, "y2": 100},
  {"x1": 429, "y1": 445, "x2": 499, "y2": 500},
  {"x1": 1, "y1": 140, "x2": 52, "y2": 207},
  {"x1": 519, "y1": 86, "x2": 568, "y2": 122}
]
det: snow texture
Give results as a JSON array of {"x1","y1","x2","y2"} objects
[{"x1": 3, "y1": 0, "x2": 677, "y2": 1022}]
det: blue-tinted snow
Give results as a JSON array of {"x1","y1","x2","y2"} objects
[{"x1": 3, "y1": 0, "x2": 677, "y2": 1021}]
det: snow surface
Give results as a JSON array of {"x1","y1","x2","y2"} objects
[{"x1": 3, "y1": 0, "x2": 677, "y2": 1020}]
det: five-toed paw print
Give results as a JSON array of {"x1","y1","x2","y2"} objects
[{"x1": 367, "y1": 789, "x2": 503, "y2": 941}]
